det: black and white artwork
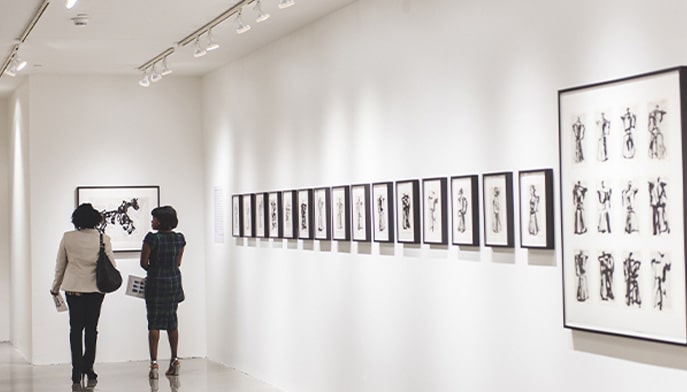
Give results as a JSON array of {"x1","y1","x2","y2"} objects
[
  {"x1": 482, "y1": 172, "x2": 514, "y2": 248},
  {"x1": 282, "y1": 190, "x2": 297, "y2": 239},
  {"x1": 560, "y1": 67, "x2": 687, "y2": 344},
  {"x1": 242, "y1": 193, "x2": 255, "y2": 237},
  {"x1": 519, "y1": 169, "x2": 554, "y2": 249},
  {"x1": 331, "y1": 186, "x2": 350, "y2": 241},
  {"x1": 396, "y1": 180, "x2": 420, "y2": 244},
  {"x1": 372, "y1": 182, "x2": 394, "y2": 243},
  {"x1": 313, "y1": 188, "x2": 331, "y2": 240},
  {"x1": 267, "y1": 192, "x2": 282, "y2": 238},
  {"x1": 450, "y1": 175, "x2": 479, "y2": 246},
  {"x1": 297, "y1": 189, "x2": 313, "y2": 240},
  {"x1": 76, "y1": 186, "x2": 160, "y2": 252},
  {"x1": 254, "y1": 193, "x2": 268, "y2": 238},
  {"x1": 351, "y1": 184, "x2": 371, "y2": 242},
  {"x1": 422, "y1": 177, "x2": 447, "y2": 245},
  {"x1": 232, "y1": 194, "x2": 242, "y2": 238}
]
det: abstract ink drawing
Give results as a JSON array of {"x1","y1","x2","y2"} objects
[
  {"x1": 598, "y1": 251, "x2": 615, "y2": 301},
  {"x1": 317, "y1": 196, "x2": 324, "y2": 232},
  {"x1": 528, "y1": 185, "x2": 540, "y2": 236},
  {"x1": 401, "y1": 193, "x2": 411, "y2": 230},
  {"x1": 300, "y1": 202, "x2": 308, "y2": 230},
  {"x1": 355, "y1": 196, "x2": 364, "y2": 231},
  {"x1": 620, "y1": 108, "x2": 637, "y2": 159},
  {"x1": 649, "y1": 177, "x2": 670, "y2": 235},
  {"x1": 575, "y1": 250, "x2": 589, "y2": 302},
  {"x1": 597, "y1": 112, "x2": 610, "y2": 162},
  {"x1": 491, "y1": 187, "x2": 502, "y2": 234},
  {"x1": 100, "y1": 198, "x2": 139, "y2": 235},
  {"x1": 377, "y1": 194, "x2": 386, "y2": 232},
  {"x1": 648, "y1": 104, "x2": 667, "y2": 159},
  {"x1": 572, "y1": 117, "x2": 585, "y2": 163},
  {"x1": 270, "y1": 199, "x2": 278, "y2": 232},
  {"x1": 427, "y1": 190, "x2": 438, "y2": 232},
  {"x1": 621, "y1": 181, "x2": 639, "y2": 234},
  {"x1": 572, "y1": 181, "x2": 588, "y2": 234},
  {"x1": 652, "y1": 252, "x2": 671, "y2": 311},
  {"x1": 597, "y1": 181, "x2": 612, "y2": 234},
  {"x1": 456, "y1": 187, "x2": 468, "y2": 233},
  {"x1": 623, "y1": 252, "x2": 641, "y2": 307},
  {"x1": 336, "y1": 196, "x2": 344, "y2": 230}
]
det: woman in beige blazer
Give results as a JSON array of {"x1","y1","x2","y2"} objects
[{"x1": 50, "y1": 203, "x2": 116, "y2": 387}]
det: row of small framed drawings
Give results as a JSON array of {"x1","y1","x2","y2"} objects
[{"x1": 231, "y1": 169, "x2": 554, "y2": 249}]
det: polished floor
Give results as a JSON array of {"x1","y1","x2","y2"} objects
[{"x1": 0, "y1": 343, "x2": 282, "y2": 392}]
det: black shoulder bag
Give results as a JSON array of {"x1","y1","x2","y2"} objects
[{"x1": 96, "y1": 232, "x2": 122, "y2": 293}]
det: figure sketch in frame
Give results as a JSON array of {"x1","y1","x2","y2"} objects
[
  {"x1": 401, "y1": 193, "x2": 411, "y2": 230},
  {"x1": 300, "y1": 202, "x2": 308, "y2": 231},
  {"x1": 575, "y1": 250, "x2": 589, "y2": 302},
  {"x1": 598, "y1": 251, "x2": 615, "y2": 301},
  {"x1": 572, "y1": 116, "x2": 585, "y2": 163},
  {"x1": 456, "y1": 187, "x2": 468, "y2": 233},
  {"x1": 652, "y1": 252, "x2": 671, "y2": 311},
  {"x1": 648, "y1": 104, "x2": 667, "y2": 159},
  {"x1": 621, "y1": 181, "x2": 639, "y2": 234},
  {"x1": 572, "y1": 181, "x2": 588, "y2": 234},
  {"x1": 623, "y1": 252, "x2": 641, "y2": 307},
  {"x1": 597, "y1": 181, "x2": 612, "y2": 234},
  {"x1": 491, "y1": 187, "x2": 502, "y2": 234},
  {"x1": 256, "y1": 198, "x2": 264, "y2": 233},
  {"x1": 528, "y1": 185, "x2": 540, "y2": 236},
  {"x1": 284, "y1": 199, "x2": 292, "y2": 226},
  {"x1": 355, "y1": 195, "x2": 364, "y2": 231},
  {"x1": 99, "y1": 198, "x2": 140, "y2": 235},
  {"x1": 596, "y1": 112, "x2": 610, "y2": 162},
  {"x1": 620, "y1": 107, "x2": 637, "y2": 159},
  {"x1": 270, "y1": 199, "x2": 278, "y2": 232},
  {"x1": 648, "y1": 177, "x2": 670, "y2": 235},
  {"x1": 377, "y1": 194, "x2": 386, "y2": 232},
  {"x1": 336, "y1": 196, "x2": 344, "y2": 230},
  {"x1": 427, "y1": 190, "x2": 439, "y2": 232},
  {"x1": 316, "y1": 195, "x2": 324, "y2": 233}
]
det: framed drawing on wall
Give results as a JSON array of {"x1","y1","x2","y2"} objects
[
  {"x1": 422, "y1": 177, "x2": 448, "y2": 245},
  {"x1": 396, "y1": 179, "x2": 420, "y2": 244},
  {"x1": 297, "y1": 189, "x2": 313, "y2": 239},
  {"x1": 559, "y1": 67, "x2": 687, "y2": 344},
  {"x1": 254, "y1": 193, "x2": 268, "y2": 238},
  {"x1": 282, "y1": 190, "x2": 297, "y2": 239},
  {"x1": 482, "y1": 172, "x2": 514, "y2": 248},
  {"x1": 351, "y1": 184, "x2": 371, "y2": 242},
  {"x1": 242, "y1": 193, "x2": 255, "y2": 237},
  {"x1": 450, "y1": 175, "x2": 479, "y2": 246},
  {"x1": 267, "y1": 192, "x2": 282, "y2": 238},
  {"x1": 372, "y1": 182, "x2": 394, "y2": 243},
  {"x1": 519, "y1": 169, "x2": 554, "y2": 249},
  {"x1": 313, "y1": 187, "x2": 331, "y2": 240},
  {"x1": 232, "y1": 194, "x2": 243, "y2": 238},
  {"x1": 331, "y1": 185, "x2": 350, "y2": 241},
  {"x1": 76, "y1": 185, "x2": 160, "y2": 252}
]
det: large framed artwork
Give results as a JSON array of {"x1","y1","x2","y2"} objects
[
  {"x1": 482, "y1": 172, "x2": 514, "y2": 248},
  {"x1": 267, "y1": 192, "x2": 282, "y2": 238},
  {"x1": 232, "y1": 194, "x2": 242, "y2": 238},
  {"x1": 331, "y1": 185, "x2": 350, "y2": 241},
  {"x1": 351, "y1": 184, "x2": 371, "y2": 242},
  {"x1": 450, "y1": 175, "x2": 479, "y2": 246},
  {"x1": 519, "y1": 169, "x2": 554, "y2": 249},
  {"x1": 282, "y1": 190, "x2": 297, "y2": 239},
  {"x1": 242, "y1": 193, "x2": 255, "y2": 237},
  {"x1": 76, "y1": 186, "x2": 160, "y2": 252},
  {"x1": 313, "y1": 187, "x2": 331, "y2": 240},
  {"x1": 559, "y1": 67, "x2": 687, "y2": 344},
  {"x1": 422, "y1": 177, "x2": 448, "y2": 245},
  {"x1": 254, "y1": 193, "x2": 268, "y2": 238},
  {"x1": 372, "y1": 182, "x2": 394, "y2": 243},
  {"x1": 297, "y1": 189, "x2": 313, "y2": 239},
  {"x1": 396, "y1": 180, "x2": 420, "y2": 244}
]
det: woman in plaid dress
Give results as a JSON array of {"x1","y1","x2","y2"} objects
[{"x1": 140, "y1": 206, "x2": 186, "y2": 379}]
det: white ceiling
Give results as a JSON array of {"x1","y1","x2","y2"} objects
[{"x1": 0, "y1": 0, "x2": 356, "y2": 97}]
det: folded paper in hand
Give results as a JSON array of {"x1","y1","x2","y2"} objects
[
  {"x1": 126, "y1": 275, "x2": 146, "y2": 299},
  {"x1": 52, "y1": 292, "x2": 68, "y2": 312}
]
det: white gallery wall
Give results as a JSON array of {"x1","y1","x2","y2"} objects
[
  {"x1": 7, "y1": 75, "x2": 207, "y2": 364},
  {"x1": 0, "y1": 97, "x2": 9, "y2": 342},
  {"x1": 202, "y1": 0, "x2": 687, "y2": 391}
]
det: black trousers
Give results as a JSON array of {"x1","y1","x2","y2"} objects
[{"x1": 66, "y1": 292, "x2": 104, "y2": 374}]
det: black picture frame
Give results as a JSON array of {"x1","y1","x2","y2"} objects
[
  {"x1": 519, "y1": 169, "x2": 554, "y2": 249},
  {"x1": 297, "y1": 189, "x2": 314, "y2": 240},
  {"x1": 396, "y1": 179, "x2": 421, "y2": 244},
  {"x1": 267, "y1": 191, "x2": 283, "y2": 238},
  {"x1": 242, "y1": 193, "x2": 255, "y2": 238},
  {"x1": 450, "y1": 175, "x2": 479, "y2": 246},
  {"x1": 351, "y1": 184, "x2": 371, "y2": 242},
  {"x1": 313, "y1": 187, "x2": 332, "y2": 240},
  {"x1": 372, "y1": 182, "x2": 394, "y2": 243},
  {"x1": 331, "y1": 185, "x2": 351, "y2": 241},
  {"x1": 482, "y1": 172, "x2": 514, "y2": 248},
  {"x1": 232, "y1": 194, "x2": 243, "y2": 238},
  {"x1": 422, "y1": 177, "x2": 448, "y2": 245},
  {"x1": 254, "y1": 192, "x2": 268, "y2": 238},
  {"x1": 281, "y1": 190, "x2": 297, "y2": 239}
]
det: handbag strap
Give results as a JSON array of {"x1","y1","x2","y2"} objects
[{"x1": 99, "y1": 232, "x2": 104, "y2": 250}]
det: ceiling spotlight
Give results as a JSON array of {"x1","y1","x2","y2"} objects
[
  {"x1": 254, "y1": 0, "x2": 271, "y2": 23},
  {"x1": 138, "y1": 70, "x2": 150, "y2": 87},
  {"x1": 235, "y1": 9, "x2": 251, "y2": 34},
  {"x1": 193, "y1": 36, "x2": 207, "y2": 58},
  {"x1": 65, "y1": 0, "x2": 78, "y2": 9},
  {"x1": 150, "y1": 64, "x2": 162, "y2": 83},
  {"x1": 160, "y1": 57, "x2": 173, "y2": 76},
  {"x1": 206, "y1": 29, "x2": 220, "y2": 51},
  {"x1": 278, "y1": 0, "x2": 295, "y2": 9},
  {"x1": 14, "y1": 57, "x2": 27, "y2": 72}
]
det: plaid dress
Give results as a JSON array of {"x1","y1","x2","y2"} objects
[{"x1": 144, "y1": 232, "x2": 186, "y2": 330}]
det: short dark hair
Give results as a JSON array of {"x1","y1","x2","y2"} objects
[
  {"x1": 72, "y1": 203, "x2": 103, "y2": 229},
  {"x1": 152, "y1": 205, "x2": 178, "y2": 230}
]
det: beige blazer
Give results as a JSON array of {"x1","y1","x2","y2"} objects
[{"x1": 51, "y1": 228, "x2": 117, "y2": 293}]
